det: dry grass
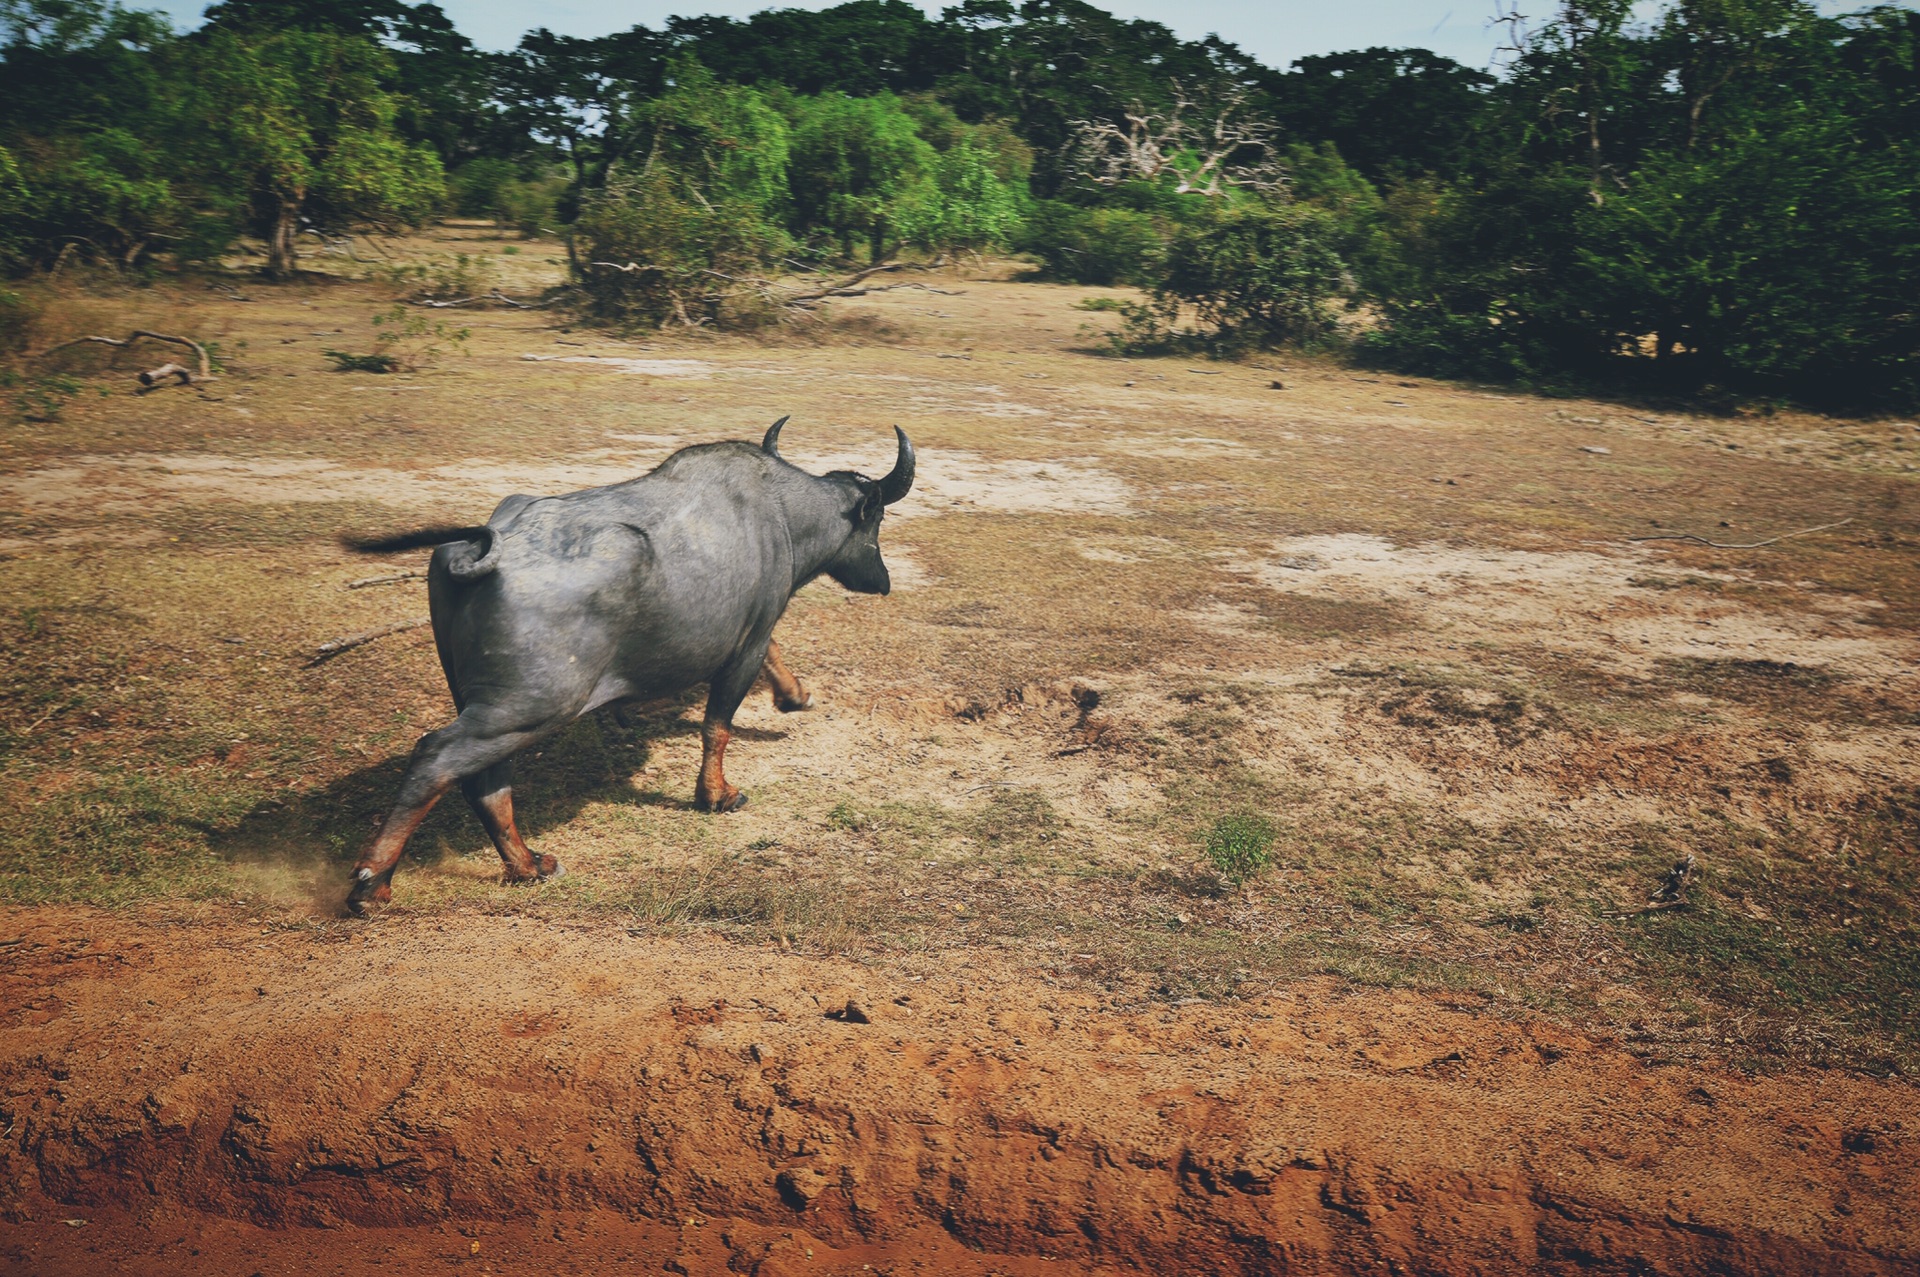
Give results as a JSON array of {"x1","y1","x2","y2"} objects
[{"x1": 2, "y1": 226, "x2": 1916, "y2": 1074}]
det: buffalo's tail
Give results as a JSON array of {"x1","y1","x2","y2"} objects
[{"x1": 343, "y1": 525, "x2": 500, "y2": 580}]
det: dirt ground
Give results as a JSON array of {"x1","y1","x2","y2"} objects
[{"x1": 0, "y1": 227, "x2": 1916, "y2": 1272}]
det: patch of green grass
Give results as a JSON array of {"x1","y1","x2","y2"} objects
[{"x1": 1204, "y1": 813, "x2": 1275, "y2": 884}]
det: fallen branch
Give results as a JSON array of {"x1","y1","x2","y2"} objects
[
  {"x1": 32, "y1": 330, "x2": 213, "y2": 382},
  {"x1": 305, "y1": 616, "x2": 430, "y2": 667},
  {"x1": 840, "y1": 281, "x2": 965, "y2": 297},
  {"x1": 137, "y1": 362, "x2": 194, "y2": 389},
  {"x1": 1627, "y1": 517, "x2": 1854, "y2": 549},
  {"x1": 344, "y1": 570, "x2": 427, "y2": 590},
  {"x1": 785, "y1": 262, "x2": 903, "y2": 304},
  {"x1": 406, "y1": 289, "x2": 544, "y2": 310}
]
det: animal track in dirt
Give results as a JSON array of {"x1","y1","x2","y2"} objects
[{"x1": 1, "y1": 909, "x2": 1914, "y2": 1276}]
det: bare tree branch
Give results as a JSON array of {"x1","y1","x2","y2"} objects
[{"x1": 1068, "y1": 81, "x2": 1286, "y2": 197}]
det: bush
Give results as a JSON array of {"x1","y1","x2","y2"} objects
[
  {"x1": 1016, "y1": 201, "x2": 1163, "y2": 285},
  {"x1": 1121, "y1": 203, "x2": 1351, "y2": 351},
  {"x1": 449, "y1": 158, "x2": 559, "y2": 235},
  {"x1": 1204, "y1": 814, "x2": 1276, "y2": 884},
  {"x1": 573, "y1": 170, "x2": 793, "y2": 328}
]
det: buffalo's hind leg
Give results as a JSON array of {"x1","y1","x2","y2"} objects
[
  {"x1": 461, "y1": 760, "x2": 561, "y2": 885},
  {"x1": 696, "y1": 642, "x2": 770, "y2": 814},
  {"x1": 762, "y1": 638, "x2": 812, "y2": 713},
  {"x1": 346, "y1": 714, "x2": 542, "y2": 916}
]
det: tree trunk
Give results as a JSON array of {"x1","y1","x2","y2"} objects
[{"x1": 266, "y1": 196, "x2": 302, "y2": 279}]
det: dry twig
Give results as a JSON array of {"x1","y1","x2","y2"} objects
[
  {"x1": 344, "y1": 570, "x2": 427, "y2": 590},
  {"x1": 305, "y1": 616, "x2": 430, "y2": 667},
  {"x1": 1628, "y1": 517, "x2": 1854, "y2": 549}
]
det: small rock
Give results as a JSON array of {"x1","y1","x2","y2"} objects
[
  {"x1": 1580, "y1": 446, "x2": 1611, "y2": 455},
  {"x1": 1269, "y1": 380, "x2": 1285, "y2": 390},
  {"x1": 1171, "y1": 912, "x2": 1193, "y2": 930},
  {"x1": 750, "y1": 1043, "x2": 768, "y2": 1064}
]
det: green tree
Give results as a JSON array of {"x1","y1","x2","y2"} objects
[
  {"x1": 183, "y1": 29, "x2": 446, "y2": 277},
  {"x1": 786, "y1": 91, "x2": 936, "y2": 260},
  {"x1": 634, "y1": 56, "x2": 791, "y2": 216}
]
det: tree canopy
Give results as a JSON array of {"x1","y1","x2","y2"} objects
[{"x1": 0, "y1": 0, "x2": 1914, "y2": 405}]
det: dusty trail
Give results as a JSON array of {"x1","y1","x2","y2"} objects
[{"x1": 1, "y1": 909, "x2": 1912, "y2": 1275}]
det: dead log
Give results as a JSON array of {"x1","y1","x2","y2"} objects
[
  {"x1": 137, "y1": 363, "x2": 194, "y2": 389},
  {"x1": 305, "y1": 616, "x2": 430, "y2": 667},
  {"x1": 785, "y1": 262, "x2": 903, "y2": 303},
  {"x1": 32, "y1": 330, "x2": 214, "y2": 384}
]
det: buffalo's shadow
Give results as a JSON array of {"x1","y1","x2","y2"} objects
[{"x1": 214, "y1": 687, "x2": 791, "y2": 895}]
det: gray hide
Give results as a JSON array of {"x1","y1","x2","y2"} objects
[{"x1": 342, "y1": 420, "x2": 913, "y2": 914}]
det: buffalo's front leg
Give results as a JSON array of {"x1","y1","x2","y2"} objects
[
  {"x1": 460, "y1": 760, "x2": 560, "y2": 884},
  {"x1": 695, "y1": 720, "x2": 745, "y2": 813},
  {"x1": 762, "y1": 638, "x2": 813, "y2": 713}
]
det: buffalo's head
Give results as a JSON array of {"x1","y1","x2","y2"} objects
[{"x1": 806, "y1": 425, "x2": 914, "y2": 596}]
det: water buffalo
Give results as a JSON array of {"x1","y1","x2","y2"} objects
[{"x1": 340, "y1": 418, "x2": 914, "y2": 915}]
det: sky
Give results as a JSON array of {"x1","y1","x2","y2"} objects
[{"x1": 149, "y1": 0, "x2": 1906, "y2": 73}]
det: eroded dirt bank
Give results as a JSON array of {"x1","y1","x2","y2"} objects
[{"x1": 0, "y1": 909, "x2": 1911, "y2": 1275}]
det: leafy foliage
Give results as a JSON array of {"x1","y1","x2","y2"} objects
[
  {"x1": 1016, "y1": 200, "x2": 1162, "y2": 285},
  {"x1": 574, "y1": 168, "x2": 793, "y2": 328},
  {"x1": 786, "y1": 91, "x2": 936, "y2": 261},
  {"x1": 1120, "y1": 203, "x2": 1351, "y2": 351},
  {"x1": 1204, "y1": 813, "x2": 1276, "y2": 884}
]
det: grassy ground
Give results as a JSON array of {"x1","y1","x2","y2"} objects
[{"x1": 1, "y1": 225, "x2": 1915, "y2": 1075}]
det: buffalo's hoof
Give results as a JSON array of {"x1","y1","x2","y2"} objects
[
  {"x1": 696, "y1": 789, "x2": 749, "y2": 814},
  {"x1": 344, "y1": 867, "x2": 391, "y2": 918},
  {"x1": 502, "y1": 855, "x2": 562, "y2": 886},
  {"x1": 775, "y1": 693, "x2": 814, "y2": 714}
]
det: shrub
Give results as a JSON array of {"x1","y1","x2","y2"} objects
[
  {"x1": 1204, "y1": 813, "x2": 1276, "y2": 884},
  {"x1": 1160, "y1": 204, "x2": 1350, "y2": 347},
  {"x1": 449, "y1": 158, "x2": 559, "y2": 235},
  {"x1": 1016, "y1": 201, "x2": 1163, "y2": 285},
  {"x1": 573, "y1": 170, "x2": 792, "y2": 328}
]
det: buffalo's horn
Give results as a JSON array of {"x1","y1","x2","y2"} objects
[
  {"x1": 878, "y1": 426, "x2": 915, "y2": 505},
  {"x1": 762, "y1": 415, "x2": 789, "y2": 457}
]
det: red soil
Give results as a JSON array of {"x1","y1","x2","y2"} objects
[{"x1": 1, "y1": 908, "x2": 1912, "y2": 1275}]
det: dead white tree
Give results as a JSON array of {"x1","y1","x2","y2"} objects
[{"x1": 1067, "y1": 83, "x2": 1286, "y2": 198}]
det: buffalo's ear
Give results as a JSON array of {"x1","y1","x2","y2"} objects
[{"x1": 858, "y1": 485, "x2": 885, "y2": 523}]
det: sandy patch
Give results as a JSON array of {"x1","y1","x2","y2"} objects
[
  {"x1": 519, "y1": 355, "x2": 718, "y2": 376},
  {"x1": 0, "y1": 447, "x2": 1135, "y2": 528},
  {"x1": 1225, "y1": 533, "x2": 1917, "y2": 680}
]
